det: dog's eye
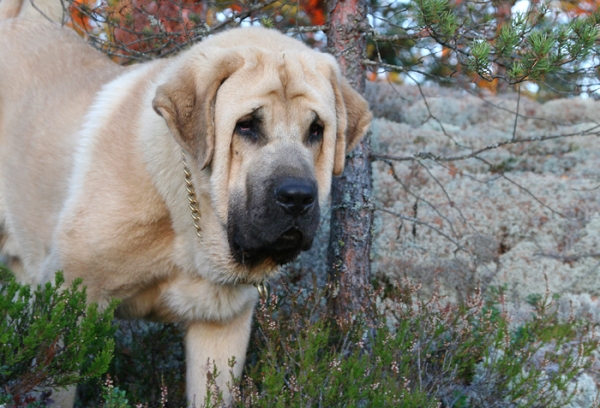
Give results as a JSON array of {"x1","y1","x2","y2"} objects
[
  {"x1": 237, "y1": 120, "x2": 252, "y2": 131},
  {"x1": 308, "y1": 123, "x2": 324, "y2": 145},
  {"x1": 235, "y1": 119, "x2": 257, "y2": 142}
]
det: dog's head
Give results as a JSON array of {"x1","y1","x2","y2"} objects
[{"x1": 153, "y1": 27, "x2": 371, "y2": 279}]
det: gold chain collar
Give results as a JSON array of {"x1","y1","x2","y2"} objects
[
  {"x1": 181, "y1": 150, "x2": 269, "y2": 299},
  {"x1": 182, "y1": 150, "x2": 203, "y2": 239}
]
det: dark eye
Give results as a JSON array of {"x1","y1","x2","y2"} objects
[
  {"x1": 235, "y1": 119, "x2": 257, "y2": 142},
  {"x1": 308, "y1": 123, "x2": 324, "y2": 145}
]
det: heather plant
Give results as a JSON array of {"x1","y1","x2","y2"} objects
[
  {"x1": 100, "y1": 376, "x2": 132, "y2": 408},
  {"x1": 0, "y1": 269, "x2": 117, "y2": 406},
  {"x1": 76, "y1": 320, "x2": 187, "y2": 407},
  {"x1": 70, "y1": 275, "x2": 597, "y2": 407},
  {"x1": 226, "y1": 278, "x2": 597, "y2": 407}
]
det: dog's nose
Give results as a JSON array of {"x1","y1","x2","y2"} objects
[{"x1": 274, "y1": 178, "x2": 317, "y2": 216}]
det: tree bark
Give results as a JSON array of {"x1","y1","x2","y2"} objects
[{"x1": 326, "y1": 0, "x2": 373, "y2": 321}]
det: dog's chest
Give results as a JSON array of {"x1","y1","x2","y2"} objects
[{"x1": 116, "y1": 273, "x2": 257, "y2": 323}]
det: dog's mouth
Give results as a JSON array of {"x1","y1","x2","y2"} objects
[
  {"x1": 272, "y1": 228, "x2": 303, "y2": 249},
  {"x1": 231, "y1": 227, "x2": 311, "y2": 267}
]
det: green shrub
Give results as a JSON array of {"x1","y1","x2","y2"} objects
[
  {"x1": 76, "y1": 320, "x2": 187, "y2": 407},
  {"x1": 0, "y1": 269, "x2": 117, "y2": 406},
  {"x1": 230, "y1": 278, "x2": 597, "y2": 407},
  {"x1": 73, "y1": 276, "x2": 598, "y2": 408},
  {"x1": 100, "y1": 376, "x2": 133, "y2": 408}
]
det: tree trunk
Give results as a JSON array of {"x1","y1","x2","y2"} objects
[{"x1": 326, "y1": 0, "x2": 373, "y2": 322}]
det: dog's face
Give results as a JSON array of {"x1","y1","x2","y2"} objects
[
  {"x1": 153, "y1": 29, "x2": 371, "y2": 278},
  {"x1": 224, "y1": 103, "x2": 323, "y2": 267}
]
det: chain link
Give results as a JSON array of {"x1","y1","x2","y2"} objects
[{"x1": 181, "y1": 150, "x2": 203, "y2": 239}]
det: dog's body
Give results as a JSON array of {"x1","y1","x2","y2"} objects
[{"x1": 0, "y1": 1, "x2": 371, "y2": 405}]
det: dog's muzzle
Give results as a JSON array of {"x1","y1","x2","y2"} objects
[{"x1": 228, "y1": 176, "x2": 320, "y2": 268}]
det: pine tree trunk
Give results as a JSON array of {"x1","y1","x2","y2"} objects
[{"x1": 326, "y1": 0, "x2": 373, "y2": 321}]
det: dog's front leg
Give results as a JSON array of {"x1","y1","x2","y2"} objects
[{"x1": 185, "y1": 306, "x2": 254, "y2": 407}]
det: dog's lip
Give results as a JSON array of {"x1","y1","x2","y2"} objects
[
  {"x1": 231, "y1": 227, "x2": 302, "y2": 252},
  {"x1": 273, "y1": 228, "x2": 303, "y2": 247},
  {"x1": 232, "y1": 228, "x2": 303, "y2": 254},
  {"x1": 230, "y1": 227, "x2": 306, "y2": 267},
  {"x1": 278, "y1": 228, "x2": 302, "y2": 241}
]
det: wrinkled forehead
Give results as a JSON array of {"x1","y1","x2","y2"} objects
[{"x1": 215, "y1": 49, "x2": 337, "y2": 126}]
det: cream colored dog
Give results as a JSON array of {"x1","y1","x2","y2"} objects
[{"x1": 0, "y1": 0, "x2": 371, "y2": 405}]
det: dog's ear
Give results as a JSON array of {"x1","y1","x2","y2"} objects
[
  {"x1": 153, "y1": 51, "x2": 243, "y2": 170},
  {"x1": 331, "y1": 76, "x2": 372, "y2": 176}
]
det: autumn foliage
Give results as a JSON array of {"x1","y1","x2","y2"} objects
[
  {"x1": 109, "y1": 0, "x2": 203, "y2": 54},
  {"x1": 301, "y1": 0, "x2": 324, "y2": 25},
  {"x1": 67, "y1": 0, "x2": 95, "y2": 35},
  {"x1": 559, "y1": 0, "x2": 600, "y2": 17},
  {"x1": 65, "y1": 0, "x2": 599, "y2": 96},
  {"x1": 67, "y1": 0, "x2": 326, "y2": 59}
]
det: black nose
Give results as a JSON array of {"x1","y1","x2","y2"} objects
[{"x1": 274, "y1": 178, "x2": 317, "y2": 216}]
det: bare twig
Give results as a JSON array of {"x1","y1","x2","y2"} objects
[
  {"x1": 375, "y1": 207, "x2": 468, "y2": 253},
  {"x1": 534, "y1": 252, "x2": 600, "y2": 263},
  {"x1": 511, "y1": 84, "x2": 521, "y2": 142},
  {"x1": 415, "y1": 160, "x2": 468, "y2": 226},
  {"x1": 382, "y1": 161, "x2": 462, "y2": 241},
  {"x1": 475, "y1": 156, "x2": 572, "y2": 220},
  {"x1": 368, "y1": 29, "x2": 420, "y2": 42},
  {"x1": 190, "y1": 0, "x2": 281, "y2": 42},
  {"x1": 572, "y1": 184, "x2": 600, "y2": 192},
  {"x1": 363, "y1": 59, "x2": 406, "y2": 72},
  {"x1": 405, "y1": 71, "x2": 465, "y2": 147},
  {"x1": 286, "y1": 25, "x2": 327, "y2": 34},
  {"x1": 371, "y1": 125, "x2": 600, "y2": 163}
]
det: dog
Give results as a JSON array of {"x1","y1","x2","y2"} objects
[{"x1": 0, "y1": 0, "x2": 371, "y2": 405}]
